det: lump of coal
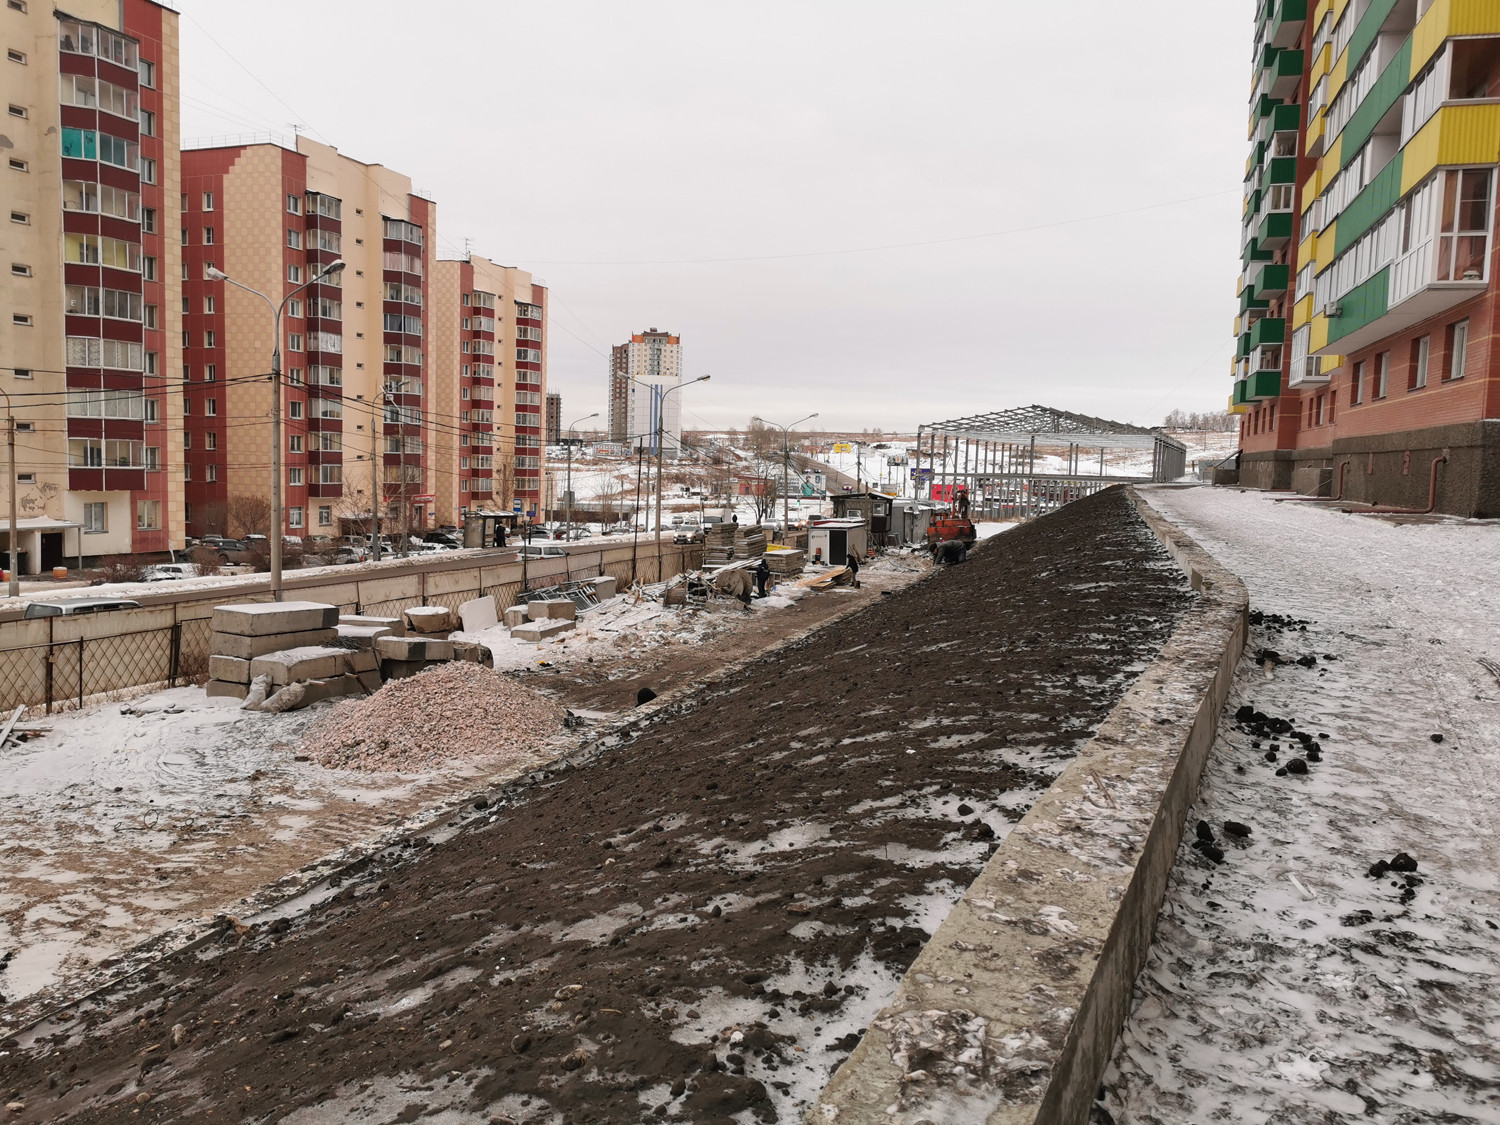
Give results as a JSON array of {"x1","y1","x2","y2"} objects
[
  {"x1": 1286, "y1": 758, "x2": 1308, "y2": 775},
  {"x1": 1200, "y1": 843, "x2": 1225, "y2": 864},
  {"x1": 1430, "y1": 733, "x2": 1444, "y2": 744},
  {"x1": 1264, "y1": 750, "x2": 1278, "y2": 762},
  {"x1": 1368, "y1": 859, "x2": 1390, "y2": 878},
  {"x1": 956, "y1": 803, "x2": 975, "y2": 817},
  {"x1": 1223, "y1": 821, "x2": 1252, "y2": 838},
  {"x1": 1195, "y1": 820, "x2": 1216, "y2": 843},
  {"x1": 1235, "y1": 704, "x2": 1256, "y2": 723},
  {"x1": 1389, "y1": 852, "x2": 1418, "y2": 873}
]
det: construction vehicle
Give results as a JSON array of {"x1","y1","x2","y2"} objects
[{"x1": 924, "y1": 485, "x2": 977, "y2": 548}]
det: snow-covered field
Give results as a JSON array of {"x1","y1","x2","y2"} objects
[{"x1": 1104, "y1": 486, "x2": 1500, "y2": 1124}]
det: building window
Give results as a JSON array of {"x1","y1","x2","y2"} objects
[
  {"x1": 16, "y1": 473, "x2": 33, "y2": 484},
  {"x1": 203, "y1": 226, "x2": 215, "y2": 245},
  {"x1": 1411, "y1": 336, "x2": 1430, "y2": 390},
  {"x1": 205, "y1": 398, "x2": 217, "y2": 416},
  {"x1": 286, "y1": 298, "x2": 302, "y2": 318},
  {"x1": 288, "y1": 333, "x2": 304, "y2": 352},
  {"x1": 286, "y1": 194, "x2": 302, "y2": 214},
  {"x1": 205, "y1": 433, "x2": 217, "y2": 451},
  {"x1": 145, "y1": 399, "x2": 159, "y2": 423},
  {"x1": 289, "y1": 400, "x2": 303, "y2": 419},
  {"x1": 181, "y1": 228, "x2": 188, "y2": 246},
  {"x1": 286, "y1": 229, "x2": 302, "y2": 249},
  {"x1": 10, "y1": 211, "x2": 29, "y2": 224},
  {"x1": 7, "y1": 49, "x2": 25, "y2": 63},
  {"x1": 205, "y1": 364, "x2": 216, "y2": 381},
  {"x1": 143, "y1": 256, "x2": 156, "y2": 281},
  {"x1": 7, "y1": 104, "x2": 27, "y2": 119},
  {"x1": 318, "y1": 505, "x2": 332, "y2": 526},
  {"x1": 145, "y1": 351, "x2": 157, "y2": 375},
  {"x1": 204, "y1": 295, "x2": 215, "y2": 314},
  {"x1": 207, "y1": 464, "x2": 218, "y2": 482},
  {"x1": 137, "y1": 501, "x2": 161, "y2": 530},
  {"x1": 288, "y1": 468, "x2": 304, "y2": 486},
  {"x1": 1447, "y1": 320, "x2": 1469, "y2": 380},
  {"x1": 12, "y1": 314, "x2": 31, "y2": 326},
  {"x1": 288, "y1": 506, "x2": 304, "y2": 528},
  {"x1": 182, "y1": 396, "x2": 190, "y2": 415},
  {"x1": 8, "y1": 158, "x2": 27, "y2": 171},
  {"x1": 83, "y1": 503, "x2": 106, "y2": 534},
  {"x1": 145, "y1": 446, "x2": 159, "y2": 470},
  {"x1": 10, "y1": 263, "x2": 30, "y2": 276},
  {"x1": 183, "y1": 462, "x2": 191, "y2": 481},
  {"x1": 12, "y1": 368, "x2": 30, "y2": 379},
  {"x1": 183, "y1": 432, "x2": 191, "y2": 450},
  {"x1": 203, "y1": 192, "x2": 214, "y2": 211},
  {"x1": 140, "y1": 109, "x2": 155, "y2": 137},
  {"x1": 1375, "y1": 352, "x2": 1389, "y2": 398},
  {"x1": 289, "y1": 435, "x2": 304, "y2": 453},
  {"x1": 180, "y1": 193, "x2": 188, "y2": 212},
  {"x1": 144, "y1": 305, "x2": 158, "y2": 328},
  {"x1": 140, "y1": 60, "x2": 155, "y2": 89},
  {"x1": 205, "y1": 330, "x2": 216, "y2": 348},
  {"x1": 141, "y1": 158, "x2": 155, "y2": 185},
  {"x1": 1350, "y1": 361, "x2": 1363, "y2": 405},
  {"x1": 288, "y1": 265, "x2": 303, "y2": 283}
]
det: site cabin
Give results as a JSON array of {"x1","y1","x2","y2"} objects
[
  {"x1": 805, "y1": 518, "x2": 869, "y2": 566},
  {"x1": 891, "y1": 500, "x2": 943, "y2": 545},
  {"x1": 831, "y1": 493, "x2": 896, "y2": 544}
]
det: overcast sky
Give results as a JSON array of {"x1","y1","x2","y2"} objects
[{"x1": 176, "y1": 1, "x2": 1253, "y2": 433}]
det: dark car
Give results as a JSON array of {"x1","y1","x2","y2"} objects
[{"x1": 424, "y1": 531, "x2": 461, "y2": 548}]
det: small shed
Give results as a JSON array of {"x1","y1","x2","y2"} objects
[
  {"x1": 831, "y1": 492, "x2": 896, "y2": 543},
  {"x1": 891, "y1": 500, "x2": 941, "y2": 546},
  {"x1": 805, "y1": 518, "x2": 868, "y2": 566}
]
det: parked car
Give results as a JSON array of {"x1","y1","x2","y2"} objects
[
  {"x1": 330, "y1": 547, "x2": 369, "y2": 565},
  {"x1": 24, "y1": 597, "x2": 141, "y2": 619},
  {"x1": 519, "y1": 544, "x2": 569, "y2": 560},
  {"x1": 424, "y1": 531, "x2": 462, "y2": 549},
  {"x1": 202, "y1": 538, "x2": 260, "y2": 565},
  {"x1": 141, "y1": 562, "x2": 200, "y2": 582}
]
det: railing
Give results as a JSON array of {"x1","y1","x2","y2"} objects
[{"x1": 0, "y1": 542, "x2": 701, "y2": 713}]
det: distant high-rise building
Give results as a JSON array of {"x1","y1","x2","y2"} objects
[
  {"x1": 607, "y1": 328, "x2": 681, "y2": 451},
  {"x1": 545, "y1": 391, "x2": 561, "y2": 445},
  {"x1": 0, "y1": 0, "x2": 182, "y2": 570}
]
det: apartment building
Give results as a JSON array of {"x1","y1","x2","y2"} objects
[
  {"x1": 1235, "y1": 0, "x2": 1500, "y2": 515},
  {"x1": 608, "y1": 328, "x2": 683, "y2": 454},
  {"x1": 545, "y1": 390, "x2": 561, "y2": 445},
  {"x1": 430, "y1": 254, "x2": 548, "y2": 525},
  {"x1": 1, "y1": 0, "x2": 182, "y2": 571},
  {"x1": 179, "y1": 137, "x2": 437, "y2": 539}
]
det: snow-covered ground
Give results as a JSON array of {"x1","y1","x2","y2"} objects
[{"x1": 1104, "y1": 486, "x2": 1500, "y2": 1124}]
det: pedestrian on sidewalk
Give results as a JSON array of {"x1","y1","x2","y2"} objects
[
  {"x1": 755, "y1": 557, "x2": 770, "y2": 598},
  {"x1": 845, "y1": 550, "x2": 861, "y2": 589}
]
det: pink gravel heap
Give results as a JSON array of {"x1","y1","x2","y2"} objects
[{"x1": 301, "y1": 662, "x2": 566, "y2": 772}]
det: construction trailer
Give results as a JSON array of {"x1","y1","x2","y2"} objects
[
  {"x1": 890, "y1": 500, "x2": 940, "y2": 546},
  {"x1": 831, "y1": 493, "x2": 897, "y2": 544},
  {"x1": 805, "y1": 518, "x2": 869, "y2": 566},
  {"x1": 913, "y1": 405, "x2": 1189, "y2": 520}
]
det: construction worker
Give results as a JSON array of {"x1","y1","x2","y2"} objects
[
  {"x1": 845, "y1": 550, "x2": 861, "y2": 589},
  {"x1": 755, "y1": 557, "x2": 771, "y2": 599}
]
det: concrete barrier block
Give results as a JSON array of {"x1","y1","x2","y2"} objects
[
  {"x1": 212, "y1": 601, "x2": 339, "y2": 637},
  {"x1": 375, "y1": 636, "x2": 454, "y2": 662},
  {"x1": 334, "y1": 623, "x2": 393, "y2": 648},
  {"x1": 510, "y1": 619, "x2": 576, "y2": 643},
  {"x1": 380, "y1": 658, "x2": 428, "y2": 681},
  {"x1": 591, "y1": 576, "x2": 618, "y2": 599},
  {"x1": 345, "y1": 648, "x2": 379, "y2": 673},
  {"x1": 453, "y1": 641, "x2": 492, "y2": 665},
  {"x1": 403, "y1": 605, "x2": 453, "y2": 633},
  {"x1": 205, "y1": 678, "x2": 249, "y2": 701},
  {"x1": 211, "y1": 628, "x2": 337, "y2": 661},
  {"x1": 247, "y1": 646, "x2": 349, "y2": 686},
  {"x1": 458, "y1": 595, "x2": 499, "y2": 633},
  {"x1": 300, "y1": 675, "x2": 363, "y2": 706},
  {"x1": 356, "y1": 669, "x2": 384, "y2": 692},
  {"x1": 339, "y1": 614, "x2": 405, "y2": 637},
  {"x1": 503, "y1": 606, "x2": 528, "y2": 627},
  {"x1": 528, "y1": 599, "x2": 576, "y2": 621},
  {"x1": 208, "y1": 655, "x2": 251, "y2": 684}
]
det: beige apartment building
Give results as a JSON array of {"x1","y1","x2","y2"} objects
[
  {"x1": 430, "y1": 254, "x2": 548, "y2": 527},
  {"x1": 1, "y1": 0, "x2": 183, "y2": 570},
  {"x1": 179, "y1": 136, "x2": 437, "y2": 540}
]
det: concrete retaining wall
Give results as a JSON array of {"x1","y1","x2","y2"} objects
[{"x1": 812, "y1": 486, "x2": 1247, "y2": 1125}]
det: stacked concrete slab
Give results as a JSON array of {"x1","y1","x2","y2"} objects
[{"x1": 206, "y1": 601, "x2": 380, "y2": 703}]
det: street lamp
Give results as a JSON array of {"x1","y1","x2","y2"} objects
[
  {"x1": 205, "y1": 257, "x2": 345, "y2": 601},
  {"x1": 752, "y1": 412, "x2": 818, "y2": 544},
  {"x1": 653, "y1": 375, "x2": 709, "y2": 564},
  {"x1": 564, "y1": 412, "x2": 599, "y2": 540}
]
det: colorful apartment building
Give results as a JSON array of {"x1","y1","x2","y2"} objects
[
  {"x1": 429, "y1": 254, "x2": 547, "y2": 525},
  {"x1": 608, "y1": 328, "x2": 683, "y2": 454},
  {"x1": 1, "y1": 0, "x2": 182, "y2": 571},
  {"x1": 179, "y1": 137, "x2": 438, "y2": 539},
  {"x1": 1236, "y1": 0, "x2": 1500, "y2": 515}
]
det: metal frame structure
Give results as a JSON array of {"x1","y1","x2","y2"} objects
[{"x1": 915, "y1": 405, "x2": 1187, "y2": 520}]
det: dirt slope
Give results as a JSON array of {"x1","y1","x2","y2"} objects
[{"x1": 0, "y1": 487, "x2": 1191, "y2": 1124}]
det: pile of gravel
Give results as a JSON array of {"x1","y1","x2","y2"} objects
[{"x1": 301, "y1": 661, "x2": 566, "y2": 772}]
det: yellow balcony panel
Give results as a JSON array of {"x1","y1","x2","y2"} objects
[
  {"x1": 1305, "y1": 110, "x2": 1328, "y2": 158},
  {"x1": 1300, "y1": 171, "x2": 1322, "y2": 215},
  {"x1": 1401, "y1": 102, "x2": 1500, "y2": 195},
  {"x1": 1329, "y1": 48, "x2": 1349, "y2": 100},
  {"x1": 1310, "y1": 312, "x2": 1330, "y2": 353},
  {"x1": 1411, "y1": 0, "x2": 1500, "y2": 76},
  {"x1": 1298, "y1": 230, "x2": 1317, "y2": 263},
  {"x1": 1316, "y1": 221, "x2": 1338, "y2": 264},
  {"x1": 1325, "y1": 133, "x2": 1342, "y2": 170},
  {"x1": 1309, "y1": 41, "x2": 1332, "y2": 82},
  {"x1": 1291, "y1": 293, "x2": 1316, "y2": 329},
  {"x1": 1229, "y1": 396, "x2": 1248, "y2": 415}
]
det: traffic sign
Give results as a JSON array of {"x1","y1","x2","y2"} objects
[{"x1": 512, "y1": 500, "x2": 523, "y2": 512}]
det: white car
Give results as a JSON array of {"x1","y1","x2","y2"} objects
[{"x1": 142, "y1": 562, "x2": 201, "y2": 582}]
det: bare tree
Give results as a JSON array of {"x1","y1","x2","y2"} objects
[
  {"x1": 753, "y1": 476, "x2": 778, "y2": 522},
  {"x1": 746, "y1": 418, "x2": 778, "y2": 459},
  {"x1": 226, "y1": 494, "x2": 271, "y2": 538},
  {"x1": 195, "y1": 500, "x2": 228, "y2": 537},
  {"x1": 593, "y1": 476, "x2": 625, "y2": 526}
]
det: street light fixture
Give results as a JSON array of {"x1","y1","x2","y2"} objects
[
  {"x1": 564, "y1": 412, "x2": 599, "y2": 541},
  {"x1": 752, "y1": 412, "x2": 818, "y2": 543},
  {"x1": 205, "y1": 258, "x2": 345, "y2": 600},
  {"x1": 654, "y1": 375, "x2": 709, "y2": 565}
]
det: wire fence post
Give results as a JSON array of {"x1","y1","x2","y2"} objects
[
  {"x1": 168, "y1": 622, "x2": 182, "y2": 688},
  {"x1": 44, "y1": 645, "x2": 54, "y2": 715},
  {"x1": 76, "y1": 636, "x2": 84, "y2": 710}
]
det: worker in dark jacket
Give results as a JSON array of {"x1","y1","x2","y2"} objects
[
  {"x1": 755, "y1": 557, "x2": 770, "y2": 598},
  {"x1": 845, "y1": 550, "x2": 861, "y2": 589}
]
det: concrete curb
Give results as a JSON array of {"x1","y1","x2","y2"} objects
[{"x1": 812, "y1": 485, "x2": 1247, "y2": 1124}]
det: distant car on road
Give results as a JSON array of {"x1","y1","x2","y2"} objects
[
  {"x1": 519, "y1": 544, "x2": 568, "y2": 560},
  {"x1": 24, "y1": 597, "x2": 142, "y2": 619},
  {"x1": 141, "y1": 563, "x2": 200, "y2": 582}
]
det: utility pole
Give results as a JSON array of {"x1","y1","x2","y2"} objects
[
  {"x1": 653, "y1": 375, "x2": 709, "y2": 572},
  {"x1": 753, "y1": 412, "x2": 817, "y2": 545},
  {"x1": 370, "y1": 394, "x2": 382, "y2": 562},
  {"x1": 565, "y1": 412, "x2": 599, "y2": 540},
  {"x1": 4, "y1": 392, "x2": 17, "y2": 597}
]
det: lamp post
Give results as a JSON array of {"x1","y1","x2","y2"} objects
[
  {"x1": 206, "y1": 258, "x2": 345, "y2": 601},
  {"x1": 752, "y1": 412, "x2": 818, "y2": 544},
  {"x1": 565, "y1": 412, "x2": 599, "y2": 541},
  {"x1": 2, "y1": 390, "x2": 16, "y2": 597},
  {"x1": 653, "y1": 376, "x2": 709, "y2": 567}
]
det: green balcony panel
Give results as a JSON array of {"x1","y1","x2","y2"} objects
[
  {"x1": 1271, "y1": 0, "x2": 1308, "y2": 48},
  {"x1": 1346, "y1": 0, "x2": 1400, "y2": 82},
  {"x1": 1252, "y1": 262, "x2": 1290, "y2": 298},
  {"x1": 1340, "y1": 38, "x2": 1412, "y2": 169},
  {"x1": 1247, "y1": 370, "x2": 1282, "y2": 400},
  {"x1": 1249, "y1": 317, "x2": 1286, "y2": 348},
  {"x1": 1269, "y1": 49, "x2": 1304, "y2": 99},
  {"x1": 1233, "y1": 378, "x2": 1251, "y2": 407},
  {"x1": 1238, "y1": 332, "x2": 1253, "y2": 359},
  {"x1": 1266, "y1": 155, "x2": 1298, "y2": 185},
  {"x1": 1243, "y1": 238, "x2": 1274, "y2": 266},
  {"x1": 1254, "y1": 94, "x2": 1284, "y2": 124},
  {"x1": 1257, "y1": 210, "x2": 1294, "y2": 249},
  {"x1": 1324, "y1": 268, "x2": 1390, "y2": 348},
  {"x1": 1241, "y1": 283, "x2": 1272, "y2": 311},
  {"x1": 1246, "y1": 187, "x2": 1263, "y2": 217},
  {"x1": 1335, "y1": 153, "x2": 1403, "y2": 256},
  {"x1": 1270, "y1": 102, "x2": 1301, "y2": 134}
]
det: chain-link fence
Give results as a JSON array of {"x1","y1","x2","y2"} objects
[{"x1": 0, "y1": 542, "x2": 703, "y2": 713}]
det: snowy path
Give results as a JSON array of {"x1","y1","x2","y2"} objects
[{"x1": 1104, "y1": 486, "x2": 1500, "y2": 1125}]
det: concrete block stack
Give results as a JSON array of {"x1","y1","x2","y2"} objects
[
  {"x1": 375, "y1": 634, "x2": 456, "y2": 680},
  {"x1": 765, "y1": 548, "x2": 806, "y2": 577},
  {"x1": 504, "y1": 596, "x2": 579, "y2": 644},
  {"x1": 590, "y1": 575, "x2": 619, "y2": 600},
  {"x1": 703, "y1": 523, "x2": 737, "y2": 566},
  {"x1": 734, "y1": 525, "x2": 767, "y2": 558},
  {"x1": 206, "y1": 602, "x2": 378, "y2": 702}
]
